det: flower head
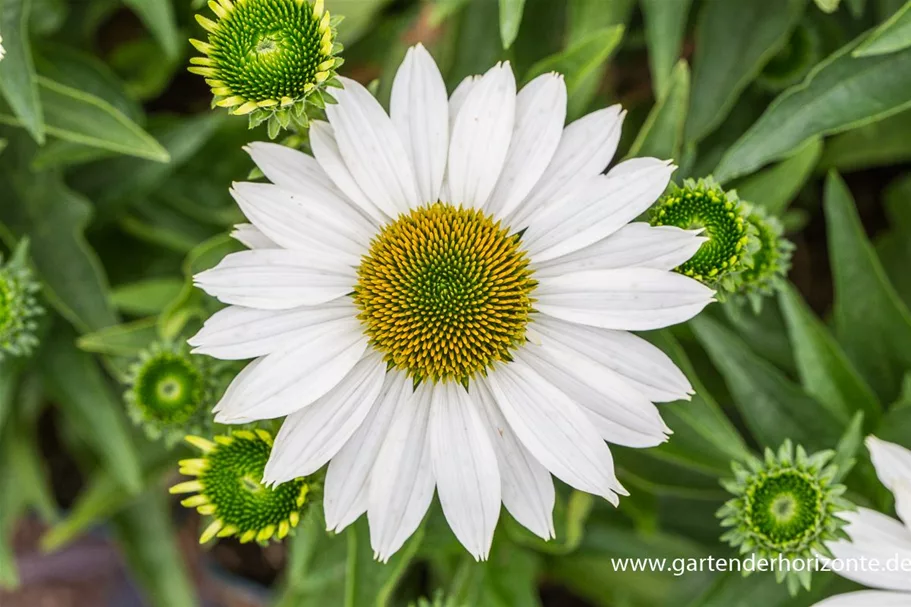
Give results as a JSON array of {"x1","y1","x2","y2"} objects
[
  {"x1": 189, "y1": 0, "x2": 342, "y2": 136},
  {"x1": 718, "y1": 440, "x2": 853, "y2": 594},
  {"x1": 0, "y1": 241, "x2": 44, "y2": 361},
  {"x1": 124, "y1": 341, "x2": 223, "y2": 444},
  {"x1": 649, "y1": 177, "x2": 755, "y2": 295},
  {"x1": 170, "y1": 430, "x2": 314, "y2": 544},
  {"x1": 809, "y1": 437, "x2": 911, "y2": 607},
  {"x1": 735, "y1": 205, "x2": 794, "y2": 311},
  {"x1": 190, "y1": 45, "x2": 714, "y2": 561}
]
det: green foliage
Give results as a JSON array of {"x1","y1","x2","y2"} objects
[{"x1": 1, "y1": 0, "x2": 910, "y2": 605}]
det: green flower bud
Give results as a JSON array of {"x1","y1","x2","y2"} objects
[
  {"x1": 124, "y1": 341, "x2": 224, "y2": 445},
  {"x1": 189, "y1": 0, "x2": 344, "y2": 137},
  {"x1": 717, "y1": 441, "x2": 854, "y2": 595},
  {"x1": 170, "y1": 430, "x2": 315, "y2": 544},
  {"x1": 0, "y1": 241, "x2": 44, "y2": 361}
]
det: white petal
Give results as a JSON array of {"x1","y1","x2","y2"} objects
[
  {"x1": 391, "y1": 44, "x2": 449, "y2": 205},
  {"x1": 475, "y1": 381, "x2": 555, "y2": 540},
  {"x1": 483, "y1": 359, "x2": 625, "y2": 502},
  {"x1": 536, "y1": 268, "x2": 714, "y2": 331},
  {"x1": 449, "y1": 76, "x2": 478, "y2": 128},
  {"x1": 231, "y1": 182, "x2": 373, "y2": 266},
  {"x1": 245, "y1": 141, "x2": 343, "y2": 197},
  {"x1": 324, "y1": 373, "x2": 409, "y2": 532},
  {"x1": 369, "y1": 383, "x2": 435, "y2": 562},
  {"x1": 447, "y1": 62, "x2": 517, "y2": 208},
  {"x1": 231, "y1": 223, "x2": 277, "y2": 249},
  {"x1": 867, "y1": 436, "x2": 911, "y2": 494},
  {"x1": 328, "y1": 77, "x2": 421, "y2": 216},
  {"x1": 533, "y1": 223, "x2": 706, "y2": 278},
  {"x1": 810, "y1": 592, "x2": 911, "y2": 607},
  {"x1": 825, "y1": 507, "x2": 911, "y2": 592},
  {"x1": 213, "y1": 318, "x2": 367, "y2": 422},
  {"x1": 520, "y1": 340, "x2": 670, "y2": 448},
  {"x1": 310, "y1": 120, "x2": 387, "y2": 224},
  {"x1": 188, "y1": 299, "x2": 356, "y2": 360},
  {"x1": 193, "y1": 249, "x2": 355, "y2": 310},
  {"x1": 532, "y1": 315, "x2": 693, "y2": 402},
  {"x1": 896, "y1": 481, "x2": 911, "y2": 532},
  {"x1": 509, "y1": 105, "x2": 625, "y2": 228},
  {"x1": 486, "y1": 74, "x2": 567, "y2": 219},
  {"x1": 524, "y1": 159, "x2": 676, "y2": 263},
  {"x1": 429, "y1": 383, "x2": 500, "y2": 560},
  {"x1": 263, "y1": 352, "x2": 386, "y2": 483}
]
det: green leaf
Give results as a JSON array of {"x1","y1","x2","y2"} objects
[
  {"x1": 729, "y1": 137, "x2": 822, "y2": 214},
  {"x1": 499, "y1": 0, "x2": 526, "y2": 49},
  {"x1": 825, "y1": 171, "x2": 911, "y2": 402},
  {"x1": 123, "y1": 0, "x2": 180, "y2": 59},
  {"x1": 524, "y1": 24, "x2": 625, "y2": 104},
  {"x1": 0, "y1": 171, "x2": 118, "y2": 333},
  {"x1": 691, "y1": 315, "x2": 844, "y2": 451},
  {"x1": 38, "y1": 325, "x2": 143, "y2": 494},
  {"x1": 0, "y1": 77, "x2": 169, "y2": 162},
  {"x1": 641, "y1": 0, "x2": 693, "y2": 96},
  {"x1": 0, "y1": 0, "x2": 45, "y2": 143},
  {"x1": 507, "y1": 490, "x2": 594, "y2": 554},
  {"x1": 819, "y1": 108, "x2": 911, "y2": 172},
  {"x1": 275, "y1": 506, "x2": 348, "y2": 607},
  {"x1": 877, "y1": 173, "x2": 911, "y2": 307},
  {"x1": 111, "y1": 490, "x2": 197, "y2": 607},
  {"x1": 779, "y1": 283, "x2": 882, "y2": 429},
  {"x1": 831, "y1": 412, "x2": 865, "y2": 482},
  {"x1": 686, "y1": 0, "x2": 804, "y2": 143},
  {"x1": 561, "y1": 0, "x2": 633, "y2": 118},
  {"x1": 110, "y1": 277, "x2": 184, "y2": 316},
  {"x1": 0, "y1": 360, "x2": 20, "y2": 437},
  {"x1": 77, "y1": 317, "x2": 159, "y2": 357},
  {"x1": 877, "y1": 375, "x2": 911, "y2": 448},
  {"x1": 345, "y1": 517, "x2": 424, "y2": 607},
  {"x1": 715, "y1": 37, "x2": 911, "y2": 182},
  {"x1": 626, "y1": 60, "x2": 690, "y2": 161},
  {"x1": 855, "y1": 0, "x2": 911, "y2": 56}
]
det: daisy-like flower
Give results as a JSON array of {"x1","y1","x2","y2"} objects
[
  {"x1": 190, "y1": 44, "x2": 714, "y2": 561},
  {"x1": 811, "y1": 437, "x2": 911, "y2": 607}
]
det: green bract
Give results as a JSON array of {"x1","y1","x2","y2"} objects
[
  {"x1": 717, "y1": 441, "x2": 853, "y2": 595},
  {"x1": 124, "y1": 342, "x2": 221, "y2": 445},
  {"x1": 649, "y1": 177, "x2": 756, "y2": 295},
  {"x1": 189, "y1": 0, "x2": 344, "y2": 136},
  {"x1": 171, "y1": 431, "x2": 314, "y2": 544},
  {"x1": 0, "y1": 241, "x2": 44, "y2": 361}
]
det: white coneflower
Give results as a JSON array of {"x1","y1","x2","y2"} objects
[
  {"x1": 190, "y1": 44, "x2": 714, "y2": 561},
  {"x1": 812, "y1": 437, "x2": 911, "y2": 606}
]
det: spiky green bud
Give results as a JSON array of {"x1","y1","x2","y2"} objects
[
  {"x1": 189, "y1": 0, "x2": 344, "y2": 137},
  {"x1": 717, "y1": 441, "x2": 854, "y2": 595},
  {"x1": 0, "y1": 241, "x2": 44, "y2": 361},
  {"x1": 170, "y1": 430, "x2": 315, "y2": 544}
]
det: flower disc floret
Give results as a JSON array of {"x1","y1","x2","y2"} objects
[
  {"x1": 171, "y1": 431, "x2": 313, "y2": 544},
  {"x1": 0, "y1": 241, "x2": 44, "y2": 361},
  {"x1": 190, "y1": 0, "x2": 343, "y2": 135},
  {"x1": 717, "y1": 441, "x2": 854, "y2": 594},
  {"x1": 650, "y1": 177, "x2": 754, "y2": 294},
  {"x1": 353, "y1": 203, "x2": 537, "y2": 385}
]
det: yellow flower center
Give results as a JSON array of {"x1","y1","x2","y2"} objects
[{"x1": 354, "y1": 203, "x2": 536, "y2": 384}]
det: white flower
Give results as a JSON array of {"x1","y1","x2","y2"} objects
[
  {"x1": 812, "y1": 437, "x2": 911, "y2": 607},
  {"x1": 190, "y1": 44, "x2": 714, "y2": 562},
  {"x1": 0, "y1": 33, "x2": 5, "y2": 62}
]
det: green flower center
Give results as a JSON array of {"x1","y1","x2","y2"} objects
[
  {"x1": 0, "y1": 279, "x2": 11, "y2": 335},
  {"x1": 651, "y1": 181, "x2": 749, "y2": 283},
  {"x1": 204, "y1": 0, "x2": 327, "y2": 104},
  {"x1": 0, "y1": 250, "x2": 44, "y2": 360},
  {"x1": 746, "y1": 471, "x2": 823, "y2": 547},
  {"x1": 354, "y1": 203, "x2": 536, "y2": 384},
  {"x1": 174, "y1": 431, "x2": 310, "y2": 544},
  {"x1": 133, "y1": 354, "x2": 204, "y2": 424}
]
